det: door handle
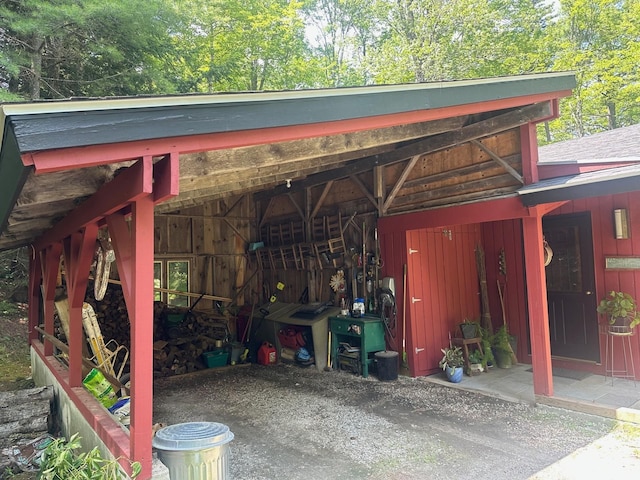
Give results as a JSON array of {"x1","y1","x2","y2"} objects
[
  {"x1": 585, "y1": 291, "x2": 593, "y2": 295},
  {"x1": 412, "y1": 297, "x2": 422, "y2": 303},
  {"x1": 415, "y1": 347, "x2": 425, "y2": 354}
]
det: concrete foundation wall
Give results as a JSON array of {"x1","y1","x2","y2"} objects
[
  {"x1": 31, "y1": 347, "x2": 169, "y2": 480},
  {"x1": 31, "y1": 346, "x2": 115, "y2": 460}
]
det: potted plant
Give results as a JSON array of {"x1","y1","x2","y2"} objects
[
  {"x1": 439, "y1": 346, "x2": 464, "y2": 383},
  {"x1": 478, "y1": 324, "x2": 495, "y2": 369},
  {"x1": 597, "y1": 291, "x2": 640, "y2": 332},
  {"x1": 468, "y1": 349, "x2": 484, "y2": 375},
  {"x1": 491, "y1": 324, "x2": 512, "y2": 369},
  {"x1": 459, "y1": 318, "x2": 479, "y2": 339}
]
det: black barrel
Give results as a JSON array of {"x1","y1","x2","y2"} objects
[{"x1": 375, "y1": 350, "x2": 399, "y2": 381}]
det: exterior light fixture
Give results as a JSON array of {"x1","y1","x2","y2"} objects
[{"x1": 613, "y1": 208, "x2": 629, "y2": 239}]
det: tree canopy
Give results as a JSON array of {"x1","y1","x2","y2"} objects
[{"x1": 1, "y1": 0, "x2": 638, "y2": 141}]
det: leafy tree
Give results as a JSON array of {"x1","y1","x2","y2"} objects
[
  {"x1": 0, "y1": 0, "x2": 179, "y2": 99},
  {"x1": 302, "y1": 0, "x2": 379, "y2": 86},
  {"x1": 545, "y1": 0, "x2": 640, "y2": 140},
  {"x1": 170, "y1": 0, "x2": 313, "y2": 92}
]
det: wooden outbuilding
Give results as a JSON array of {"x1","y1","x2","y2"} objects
[{"x1": 3, "y1": 72, "x2": 638, "y2": 478}]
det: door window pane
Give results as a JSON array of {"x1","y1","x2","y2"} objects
[{"x1": 544, "y1": 226, "x2": 582, "y2": 293}]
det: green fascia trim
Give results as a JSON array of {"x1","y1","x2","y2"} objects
[
  {"x1": 0, "y1": 122, "x2": 30, "y2": 235},
  {"x1": 7, "y1": 72, "x2": 576, "y2": 153}
]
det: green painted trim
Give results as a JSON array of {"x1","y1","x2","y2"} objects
[
  {"x1": 7, "y1": 72, "x2": 576, "y2": 152},
  {"x1": 0, "y1": 124, "x2": 30, "y2": 235}
]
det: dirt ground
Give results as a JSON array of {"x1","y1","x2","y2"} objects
[{"x1": 153, "y1": 363, "x2": 640, "y2": 480}]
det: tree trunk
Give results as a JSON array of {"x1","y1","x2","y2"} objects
[{"x1": 0, "y1": 386, "x2": 53, "y2": 448}]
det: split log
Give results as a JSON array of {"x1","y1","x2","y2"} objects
[{"x1": 0, "y1": 386, "x2": 53, "y2": 448}]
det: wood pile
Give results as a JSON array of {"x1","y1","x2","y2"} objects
[
  {"x1": 80, "y1": 283, "x2": 232, "y2": 378},
  {"x1": 0, "y1": 386, "x2": 53, "y2": 448}
]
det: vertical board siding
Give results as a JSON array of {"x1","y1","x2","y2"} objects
[
  {"x1": 482, "y1": 219, "x2": 528, "y2": 361},
  {"x1": 391, "y1": 224, "x2": 482, "y2": 375}
]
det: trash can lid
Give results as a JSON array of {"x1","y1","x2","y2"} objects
[
  {"x1": 374, "y1": 350, "x2": 399, "y2": 359},
  {"x1": 152, "y1": 422, "x2": 234, "y2": 451}
]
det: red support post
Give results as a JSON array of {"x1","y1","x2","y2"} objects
[
  {"x1": 129, "y1": 195, "x2": 155, "y2": 477},
  {"x1": 62, "y1": 225, "x2": 98, "y2": 387},
  {"x1": 520, "y1": 122, "x2": 540, "y2": 185},
  {"x1": 522, "y1": 212, "x2": 553, "y2": 396},
  {"x1": 28, "y1": 251, "x2": 42, "y2": 344},
  {"x1": 40, "y1": 244, "x2": 62, "y2": 356}
]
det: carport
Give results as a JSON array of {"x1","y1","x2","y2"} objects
[{"x1": 0, "y1": 72, "x2": 576, "y2": 478}]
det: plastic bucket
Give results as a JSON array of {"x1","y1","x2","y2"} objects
[
  {"x1": 230, "y1": 343, "x2": 243, "y2": 364},
  {"x1": 153, "y1": 422, "x2": 234, "y2": 480},
  {"x1": 375, "y1": 351, "x2": 399, "y2": 381}
]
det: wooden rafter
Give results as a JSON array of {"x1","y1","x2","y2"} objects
[
  {"x1": 310, "y1": 180, "x2": 334, "y2": 220},
  {"x1": 383, "y1": 155, "x2": 421, "y2": 214},
  {"x1": 349, "y1": 174, "x2": 377, "y2": 209},
  {"x1": 472, "y1": 139, "x2": 524, "y2": 184}
]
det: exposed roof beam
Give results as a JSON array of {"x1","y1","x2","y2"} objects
[
  {"x1": 256, "y1": 101, "x2": 552, "y2": 201},
  {"x1": 178, "y1": 116, "x2": 466, "y2": 181}
]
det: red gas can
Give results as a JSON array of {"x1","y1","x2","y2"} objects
[{"x1": 257, "y1": 342, "x2": 277, "y2": 365}]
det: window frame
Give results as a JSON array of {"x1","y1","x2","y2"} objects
[{"x1": 153, "y1": 256, "x2": 193, "y2": 307}]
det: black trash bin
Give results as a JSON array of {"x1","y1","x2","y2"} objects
[{"x1": 375, "y1": 350, "x2": 399, "y2": 381}]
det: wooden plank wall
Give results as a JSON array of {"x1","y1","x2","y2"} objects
[
  {"x1": 481, "y1": 219, "x2": 528, "y2": 361},
  {"x1": 154, "y1": 195, "x2": 255, "y2": 311}
]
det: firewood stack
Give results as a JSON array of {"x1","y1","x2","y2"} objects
[{"x1": 68, "y1": 282, "x2": 232, "y2": 378}]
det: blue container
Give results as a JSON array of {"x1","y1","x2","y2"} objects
[
  {"x1": 445, "y1": 366, "x2": 464, "y2": 383},
  {"x1": 153, "y1": 422, "x2": 234, "y2": 480}
]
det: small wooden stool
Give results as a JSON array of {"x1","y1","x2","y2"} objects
[{"x1": 452, "y1": 337, "x2": 483, "y2": 374}]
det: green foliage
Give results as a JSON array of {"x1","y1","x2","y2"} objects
[
  {"x1": 439, "y1": 346, "x2": 464, "y2": 370},
  {"x1": 1, "y1": 0, "x2": 638, "y2": 139},
  {"x1": 597, "y1": 291, "x2": 640, "y2": 329},
  {"x1": 38, "y1": 433, "x2": 141, "y2": 480},
  {"x1": 490, "y1": 324, "x2": 511, "y2": 354}
]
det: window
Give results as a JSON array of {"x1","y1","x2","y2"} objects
[{"x1": 154, "y1": 258, "x2": 191, "y2": 307}]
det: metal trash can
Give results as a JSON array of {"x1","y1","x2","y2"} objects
[
  {"x1": 152, "y1": 422, "x2": 234, "y2": 480},
  {"x1": 375, "y1": 350, "x2": 399, "y2": 381}
]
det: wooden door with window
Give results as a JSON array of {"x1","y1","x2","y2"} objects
[{"x1": 543, "y1": 213, "x2": 599, "y2": 361}]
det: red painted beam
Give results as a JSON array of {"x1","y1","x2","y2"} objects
[
  {"x1": 106, "y1": 212, "x2": 133, "y2": 303},
  {"x1": 153, "y1": 152, "x2": 180, "y2": 204},
  {"x1": 378, "y1": 196, "x2": 529, "y2": 233},
  {"x1": 33, "y1": 157, "x2": 153, "y2": 250},
  {"x1": 22, "y1": 92, "x2": 571, "y2": 174},
  {"x1": 522, "y1": 212, "x2": 553, "y2": 396}
]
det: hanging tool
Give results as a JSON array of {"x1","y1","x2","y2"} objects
[
  {"x1": 259, "y1": 281, "x2": 285, "y2": 317},
  {"x1": 402, "y1": 263, "x2": 408, "y2": 367}
]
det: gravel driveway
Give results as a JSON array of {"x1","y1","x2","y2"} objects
[{"x1": 152, "y1": 364, "x2": 631, "y2": 480}]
